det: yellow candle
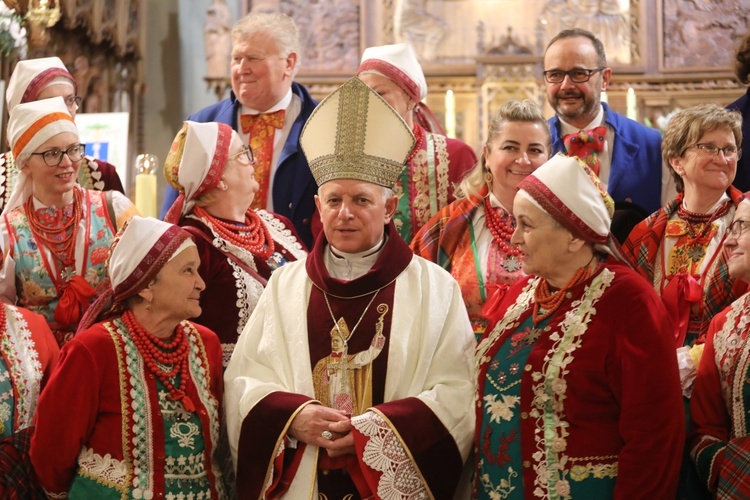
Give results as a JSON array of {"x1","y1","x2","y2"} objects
[
  {"x1": 135, "y1": 172, "x2": 157, "y2": 218},
  {"x1": 600, "y1": 91, "x2": 608, "y2": 103},
  {"x1": 445, "y1": 90, "x2": 456, "y2": 138},
  {"x1": 626, "y1": 87, "x2": 637, "y2": 121},
  {"x1": 134, "y1": 153, "x2": 158, "y2": 218}
]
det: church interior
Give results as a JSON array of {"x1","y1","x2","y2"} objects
[{"x1": 0, "y1": 0, "x2": 746, "y2": 209}]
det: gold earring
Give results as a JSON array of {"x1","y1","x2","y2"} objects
[
  {"x1": 146, "y1": 303, "x2": 152, "y2": 311},
  {"x1": 484, "y1": 170, "x2": 493, "y2": 185}
]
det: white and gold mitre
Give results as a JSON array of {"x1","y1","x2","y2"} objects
[{"x1": 300, "y1": 77, "x2": 416, "y2": 188}]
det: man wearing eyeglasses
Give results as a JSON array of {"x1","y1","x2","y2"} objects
[
  {"x1": 161, "y1": 11, "x2": 319, "y2": 249},
  {"x1": 544, "y1": 29, "x2": 669, "y2": 221},
  {"x1": 1, "y1": 57, "x2": 125, "y2": 211}
]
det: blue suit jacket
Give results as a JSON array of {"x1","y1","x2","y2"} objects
[
  {"x1": 161, "y1": 81, "x2": 319, "y2": 247},
  {"x1": 727, "y1": 88, "x2": 750, "y2": 192},
  {"x1": 549, "y1": 102, "x2": 663, "y2": 213}
]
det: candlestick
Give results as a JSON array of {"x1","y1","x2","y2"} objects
[
  {"x1": 445, "y1": 90, "x2": 456, "y2": 138},
  {"x1": 626, "y1": 87, "x2": 638, "y2": 121},
  {"x1": 134, "y1": 154, "x2": 158, "y2": 218},
  {"x1": 600, "y1": 91, "x2": 608, "y2": 104}
]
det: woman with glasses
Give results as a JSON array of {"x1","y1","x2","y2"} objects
[
  {"x1": 163, "y1": 121, "x2": 306, "y2": 369},
  {"x1": 0, "y1": 98, "x2": 137, "y2": 346},
  {"x1": 0, "y1": 57, "x2": 124, "y2": 212},
  {"x1": 690, "y1": 199, "x2": 750, "y2": 497},
  {"x1": 622, "y1": 104, "x2": 746, "y2": 498},
  {"x1": 411, "y1": 99, "x2": 550, "y2": 339}
]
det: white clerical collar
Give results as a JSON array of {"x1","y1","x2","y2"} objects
[
  {"x1": 241, "y1": 88, "x2": 293, "y2": 115},
  {"x1": 325, "y1": 237, "x2": 386, "y2": 281},
  {"x1": 559, "y1": 105, "x2": 605, "y2": 135}
]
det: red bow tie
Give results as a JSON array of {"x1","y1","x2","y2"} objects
[
  {"x1": 562, "y1": 126, "x2": 606, "y2": 176},
  {"x1": 239, "y1": 109, "x2": 286, "y2": 135}
]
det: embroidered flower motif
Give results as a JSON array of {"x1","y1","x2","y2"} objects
[
  {"x1": 19, "y1": 275, "x2": 53, "y2": 302},
  {"x1": 551, "y1": 436, "x2": 566, "y2": 452},
  {"x1": 555, "y1": 479, "x2": 571, "y2": 496},
  {"x1": 89, "y1": 246, "x2": 109, "y2": 266},
  {"x1": 497, "y1": 372, "x2": 507, "y2": 384},
  {"x1": 509, "y1": 363, "x2": 520, "y2": 375},
  {"x1": 484, "y1": 394, "x2": 521, "y2": 423},
  {"x1": 551, "y1": 378, "x2": 567, "y2": 395}
]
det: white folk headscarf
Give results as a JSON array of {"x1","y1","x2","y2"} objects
[
  {"x1": 163, "y1": 121, "x2": 233, "y2": 224},
  {"x1": 357, "y1": 43, "x2": 427, "y2": 102},
  {"x1": 6, "y1": 57, "x2": 76, "y2": 113},
  {"x1": 77, "y1": 216, "x2": 195, "y2": 333},
  {"x1": 3, "y1": 97, "x2": 78, "y2": 215},
  {"x1": 517, "y1": 153, "x2": 625, "y2": 261}
]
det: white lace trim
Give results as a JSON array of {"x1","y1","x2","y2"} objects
[
  {"x1": 257, "y1": 209, "x2": 307, "y2": 259},
  {"x1": 77, "y1": 446, "x2": 128, "y2": 487},
  {"x1": 227, "y1": 258, "x2": 263, "y2": 338},
  {"x1": 4, "y1": 305, "x2": 43, "y2": 429},
  {"x1": 221, "y1": 343, "x2": 236, "y2": 368},
  {"x1": 351, "y1": 412, "x2": 429, "y2": 499}
]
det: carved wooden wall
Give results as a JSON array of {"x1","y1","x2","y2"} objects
[
  {"x1": 0, "y1": 0, "x2": 144, "y2": 186},
  {"x1": 238, "y1": 0, "x2": 748, "y2": 149}
]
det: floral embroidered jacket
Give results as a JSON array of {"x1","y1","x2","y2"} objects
[
  {"x1": 29, "y1": 318, "x2": 225, "y2": 499},
  {"x1": 225, "y1": 226, "x2": 476, "y2": 499},
  {"x1": 181, "y1": 210, "x2": 307, "y2": 368},
  {"x1": 0, "y1": 304, "x2": 58, "y2": 438},
  {"x1": 476, "y1": 258, "x2": 684, "y2": 499},
  {"x1": 0, "y1": 186, "x2": 138, "y2": 344},
  {"x1": 394, "y1": 124, "x2": 476, "y2": 243},
  {"x1": 690, "y1": 292, "x2": 750, "y2": 496}
]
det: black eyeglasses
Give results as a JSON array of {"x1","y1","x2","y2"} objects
[
  {"x1": 64, "y1": 96, "x2": 83, "y2": 109},
  {"x1": 229, "y1": 145, "x2": 255, "y2": 165},
  {"x1": 686, "y1": 143, "x2": 742, "y2": 161},
  {"x1": 728, "y1": 219, "x2": 750, "y2": 239},
  {"x1": 30, "y1": 143, "x2": 86, "y2": 167},
  {"x1": 543, "y1": 68, "x2": 605, "y2": 84}
]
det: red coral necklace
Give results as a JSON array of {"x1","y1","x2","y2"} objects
[
  {"x1": 122, "y1": 309, "x2": 195, "y2": 412},
  {"x1": 532, "y1": 262, "x2": 592, "y2": 325},
  {"x1": 25, "y1": 188, "x2": 84, "y2": 282},
  {"x1": 194, "y1": 205, "x2": 274, "y2": 259}
]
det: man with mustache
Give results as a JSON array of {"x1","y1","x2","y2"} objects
[{"x1": 544, "y1": 29, "x2": 669, "y2": 219}]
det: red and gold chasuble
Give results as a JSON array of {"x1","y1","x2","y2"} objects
[{"x1": 238, "y1": 227, "x2": 459, "y2": 500}]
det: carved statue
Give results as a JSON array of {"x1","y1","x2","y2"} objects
[
  {"x1": 541, "y1": 0, "x2": 630, "y2": 65},
  {"x1": 204, "y1": 0, "x2": 232, "y2": 78},
  {"x1": 393, "y1": 0, "x2": 448, "y2": 61}
]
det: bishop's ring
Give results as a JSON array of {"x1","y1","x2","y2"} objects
[{"x1": 321, "y1": 430, "x2": 333, "y2": 440}]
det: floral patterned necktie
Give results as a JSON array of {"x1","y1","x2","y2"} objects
[
  {"x1": 562, "y1": 126, "x2": 606, "y2": 177},
  {"x1": 240, "y1": 109, "x2": 286, "y2": 209}
]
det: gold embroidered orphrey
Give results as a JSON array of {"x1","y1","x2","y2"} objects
[{"x1": 312, "y1": 302, "x2": 389, "y2": 417}]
